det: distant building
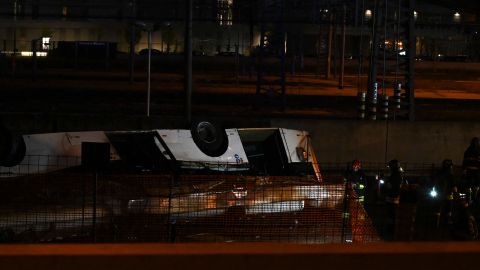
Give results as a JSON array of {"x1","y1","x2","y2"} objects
[{"x1": 0, "y1": 0, "x2": 477, "y2": 60}]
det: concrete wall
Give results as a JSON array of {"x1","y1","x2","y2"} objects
[{"x1": 272, "y1": 119, "x2": 479, "y2": 165}]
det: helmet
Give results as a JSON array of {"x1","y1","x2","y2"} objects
[
  {"x1": 471, "y1": 137, "x2": 480, "y2": 147},
  {"x1": 387, "y1": 159, "x2": 400, "y2": 169},
  {"x1": 352, "y1": 159, "x2": 361, "y2": 171},
  {"x1": 388, "y1": 159, "x2": 404, "y2": 173},
  {"x1": 442, "y1": 159, "x2": 453, "y2": 170}
]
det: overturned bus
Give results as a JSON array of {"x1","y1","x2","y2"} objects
[{"x1": 0, "y1": 122, "x2": 321, "y2": 180}]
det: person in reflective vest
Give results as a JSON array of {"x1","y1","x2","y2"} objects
[{"x1": 344, "y1": 159, "x2": 366, "y2": 203}]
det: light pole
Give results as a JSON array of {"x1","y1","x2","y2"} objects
[
  {"x1": 31, "y1": 38, "x2": 41, "y2": 81},
  {"x1": 135, "y1": 22, "x2": 154, "y2": 117},
  {"x1": 129, "y1": 0, "x2": 136, "y2": 83},
  {"x1": 339, "y1": 4, "x2": 346, "y2": 89}
]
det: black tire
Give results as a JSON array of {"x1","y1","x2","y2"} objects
[
  {"x1": 190, "y1": 121, "x2": 228, "y2": 157},
  {"x1": 0, "y1": 126, "x2": 26, "y2": 167}
]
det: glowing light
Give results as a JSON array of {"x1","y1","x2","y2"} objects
[
  {"x1": 232, "y1": 187, "x2": 247, "y2": 199},
  {"x1": 429, "y1": 188, "x2": 437, "y2": 198},
  {"x1": 365, "y1": 9, "x2": 372, "y2": 20},
  {"x1": 453, "y1": 12, "x2": 461, "y2": 23},
  {"x1": 20, "y1": 51, "x2": 48, "y2": 57}
]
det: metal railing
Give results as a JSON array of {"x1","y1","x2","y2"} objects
[
  {"x1": 0, "y1": 172, "x2": 349, "y2": 243},
  {"x1": 0, "y1": 157, "x2": 478, "y2": 243}
]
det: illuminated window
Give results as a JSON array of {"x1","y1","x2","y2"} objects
[
  {"x1": 42, "y1": 37, "x2": 51, "y2": 50},
  {"x1": 217, "y1": 0, "x2": 233, "y2": 26}
]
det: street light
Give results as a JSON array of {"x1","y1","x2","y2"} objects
[
  {"x1": 453, "y1": 12, "x2": 461, "y2": 23},
  {"x1": 365, "y1": 9, "x2": 372, "y2": 21}
]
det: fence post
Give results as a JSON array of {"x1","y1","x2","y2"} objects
[
  {"x1": 167, "y1": 173, "x2": 180, "y2": 243},
  {"x1": 81, "y1": 142, "x2": 110, "y2": 243},
  {"x1": 92, "y1": 171, "x2": 98, "y2": 242},
  {"x1": 341, "y1": 179, "x2": 350, "y2": 243},
  {"x1": 81, "y1": 173, "x2": 86, "y2": 237}
]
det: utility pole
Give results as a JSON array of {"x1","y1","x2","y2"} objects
[
  {"x1": 129, "y1": 0, "x2": 136, "y2": 83},
  {"x1": 135, "y1": 21, "x2": 154, "y2": 117},
  {"x1": 31, "y1": 39, "x2": 39, "y2": 81},
  {"x1": 147, "y1": 29, "x2": 152, "y2": 117},
  {"x1": 249, "y1": 4, "x2": 254, "y2": 78},
  {"x1": 367, "y1": 0, "x2": 381, "y2": 120},
  {"x1": 326, "y1": 13, "x2": 333, "y2": 79},
  {"x1": 406, "y1": 0, "x2": 416, "y2": 121},
  {"x1": 185, "y1": 0, "x2": 193, "y2": 125},
  {"x1": 339, "y1": 4, "x2": 346, "y2": 89}
]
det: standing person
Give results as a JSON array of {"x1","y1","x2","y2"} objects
[
  {"x1": 384, "y1": 159, "x2": 406, "y2": 240},
  {"x1": 451, "y1": 197, "x2": 478, "y2": 240},
  {"x1": 431, "y1": 159, "x2": 457, "y2": 228},
  {"x1": 344, "y1": 159, "x2": 367, "y2": 204},
  {"x1": 462, "y1": 137, "x2": 480, "y2": 202},
  {"x1": 344, "y1": 160, "x2": 379, "y2": 242},
  {"x1": 385, "y1": 160, "x2": 405, "y2": 203}
]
